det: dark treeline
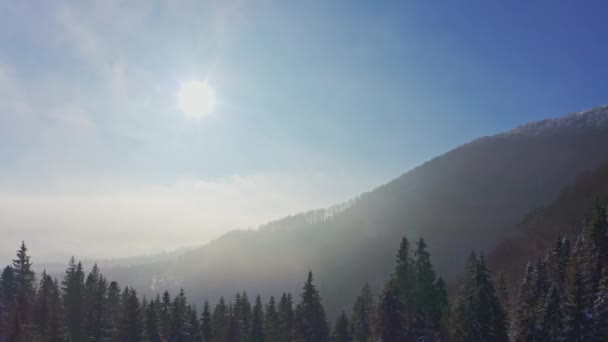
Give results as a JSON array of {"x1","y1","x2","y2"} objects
[{"x1": 1, "y1": 202, "x2": 608, "y2": 341}]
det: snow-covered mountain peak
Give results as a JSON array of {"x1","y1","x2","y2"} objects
[{"x1": 508, "y1": 104, "x2": 608, "y2": 136}]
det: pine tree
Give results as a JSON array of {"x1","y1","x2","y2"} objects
[
  {"x1": 33, "y1": 271, "x2": 51, "y2": 339},
  {"x1": 201, "y1": 301, "x2": 212, "y2": 342},
  {"x1": 593, "y1": 267, "x2": 608, "y2": 339},
  {"x1": 106, "y1": 281, "x2": 122, "y2": 339},
  {"x1": 189, "y1": 306, "x2": 202, "y2": 342},
  {"x1": 33, "y1": 272, "x2": 66, "y2": 341},
  {"x1": 350, "y1": 284, "x2": 374, "y2": 342},
  {"x1": 224, "y1": 304, "x2": 239, "y2": 342},
  {"x1": 62, "y1": 257, "x2": 85, "y2": 341},
  {"x1": 264, "y1": 296, "x2": 280, "y2": 342},
  {"x1": 211, "y1": 297, "x2": 228, "y2": 342},
  {"x1": 392, "y1": 236, "x2": 414, "y2": 330},
  {"x1": 146, "y1": 299, "x2": 163, "y2": 342},
  {"x1": 48, "y1": 278, "x2": 67, "y2": 342},
  {"x1": 11, "y1": 242, "x2": 36, "y2": 339},
  {"x1": 532, "y1": 259, "x2": 550, "y2": 311},
  {"x1": 451, "y1": 253, "x2": 479, "y2": 341},
  {"x1": 412, "y1": 237, "x2": 442, "y2": 333},
  {"x1": 578, "y1": 203, "x2": 608, "y2": 308},
  {"x1": 277, "y1": 293, "x2": 294, "y2": 342},
  {"x1": 294, "y1": 271, "x2": 330, "y2": 342},
  {"x1": 562, "y1": 258, "x2": 587, "y2": 341},
  {"x1": 160, "y1": 290, "x2": 172, "y2": 340},
  {"x1": 331, "y1": 311, "x2": 352, "y2": 342},
  {"x1": 476, "y1": 255, "x2": 509, "y2": 342},
  {"x1": 238, "y1": 292, "x2": 252, "y2": 341},
  {"x1": 118, "y1": 288, "x2": 144, "y2": 342},
  {"x1": 435, "y1": 276, "x2": 449, "y2": 338},
  {"x1": 250, "y1": 295, "x2": 265, "y2": 342},
  {"x1": 512, "y1": 263, "x2": 536, "y2": 341},
  {"x1": 435, "y1": 277, "x2": 448, "y2": 315},
  {"x1": 547, "y1": 235, "x2": 570, "y2": 296},
  {"x1": 537, "y1": 284, "x2": 564, "y2": 340},
  {"x1": 495, "y1": 272, "x2": 510, "y2": 321},
  {"x1": 233, "y1": 293, "x2": 242, "y2": 341},
  {"x1": 170, "y1": 289, "x2": 190, "y2": 342},
  {"x1": 584, "y1": 201, "x2": 608, "y2": 259},
  {"x1": 451, "y1": 253, "x2": 508, "y2": 342},
  {"x1": 0, "y1": 266, "x2": 17, "y2": 338},
  {"x1": 84, "y1": 265, "x2": 110, "y2": 341},
  {"x1": 375, "y1": 284, "x2": 405, "y2": 342}
]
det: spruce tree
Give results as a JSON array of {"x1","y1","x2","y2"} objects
[
  {"x1": 233, "y1": 293, "x2": 242, "y2": 341},
  {"x1": 170, "y1": 289, "x2": 190, "y2": 342},
  {"x1": 375, "y1": 284, "x2": 405, "y2": 342},
  {"x1": 238, "y1": 292, "x2": 252, "y2": 341},
  {"x1": 48, "y1": 278, "x2": 67, "y2": 342},
  {"x1": 435, "y1": 277, "x2": 448, "y2": 312},
  {"x1": 577, "y1": 203, "x2": 608, "y2": 309},
  {"x1": 593, "y1": 268, "x2": 608, "y2": 339},
  {"x1": 11, "y1": 241, "x2": 36, "y2": 339},
  {"x1": 350, "y1": 283, "x2": 374, "y2": 342},
  {"x1": 495, "y1": 272, "x2": 510, "y2": 321},
  {"x1": 392, "y1": 236, "x2": 414, "y2": 331},
  {"x1": 451, "y1": 253, "x2": 479, "y2": 341},
  {"x1": 189, "y1": 306, "x2": 202, "y2": 342},
  {"x1": 413, "y1": 238, "x2": 442, "y2": 332},
  {"x1": 160, "y1": 290, "x2": 172, "y2": 339},
  {"x1": 211, "y1": 297, "x2": 228, "y2": 342},
  {"x1": 118, "y1": 288, "x2": 144, "y2": 342},
  {"x1": 532, "y1": 259, "x2": 550, "y2": 311},
  {"x1": 264, "y1": 296, "x2": 280, "y2": 342},
  {"x1": 451, "y1": 253, "x2": 508, "y2": 342},
  {"x1": 250, "y1": 295, "x2": 265, "y2": 342},
  {"x1": 0, "y1": 265, "x2": 17, "y2": 337},
  {"x1": 33, "y1": 271, "x2": 66, "y2": 341},
  {"x1": 562, "y1": 258, "x2": 587, "y2": 341},
  {"x1": 146, "y1": 300, "x2": 163, "y2": 342},
  {"x1": 435, "y1": 277, "x2": 449, "y2": 338},
  {"x1": 32, "y1": 271, "x2": 50, "y2": 338},
  {"x1": 84, "y1": 264, "x2": 100, "y2": 315},
  {"x1": 547, "y1": 235, "x2": 570, "y2": 296},
  {"x1": 224, "y1": 304, "x2": 239, "y2": 342},
  {"x1": 84, "y1": 265, "x2": 110, "y2": 341},
  {"x1": 106, "y1": 281, "x2": 122, "y2": 339},
  {"x1": 294, "y1": 271, "x2": 330, "y2": 342},
  {"x1": 331, "y1": 311, "x2": 352, "y2": 342},
  {"x1": 277, "y1": 293, "x2": 294, "y2": 342},
  {"x1": 476, "y1": 256, "x2": 509, "y2": 342},
  {"x1": 512, "y1": 263, "x2": 537, "y2": 341},
  {"x1": 537, "y1": 284, "x2": 564, "y2": 340},
  {"x1": 584, "y1": 201, "x2": 608, "y2": 259},
  {"x1": 201, "y1": 300, "x2": 212, "y2": 342},
  {"x1": 62, "y1": 257, "x2": 85, "y2": 341}
]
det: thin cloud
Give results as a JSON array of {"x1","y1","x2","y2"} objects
[{"x1": 49, "y1": 105, "x2": 95, "y2": 131}]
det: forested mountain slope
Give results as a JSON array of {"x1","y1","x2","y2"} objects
[
  {"x1": 488, "y1": 160, "x2": 608, "y2": 295},
  {"x1": 106, "y1": 105, "x2": 608, "y2": 317}
]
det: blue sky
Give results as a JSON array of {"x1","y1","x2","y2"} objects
[{"x1": 0, "y1": 0, "x2": 606, "y2": 260}]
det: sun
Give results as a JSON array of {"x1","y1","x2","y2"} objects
[{"x1": 177, "y1": 80, "x2": 216, "y2": 119}]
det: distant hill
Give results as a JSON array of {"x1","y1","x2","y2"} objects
[
  {"x1": 105, "y1": 105, "x2": 608, "y2": 317},
  {"x1": 488, "y1": 160, "x2": 608, "y2": 296}
]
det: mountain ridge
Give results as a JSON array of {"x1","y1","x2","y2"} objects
[{"x1": 103, "y1": 104, "x2": 608, "y2": 318}]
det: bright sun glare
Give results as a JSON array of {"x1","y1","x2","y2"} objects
[{"x1": 177, "y1": 80, "x2": 216, "y2": 119}]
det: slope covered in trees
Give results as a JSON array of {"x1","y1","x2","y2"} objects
[
  {"x1": 102, "y1": 105, "x2": 608, "y2": 317},
  {"x1": 489, "y1": 160, "x2": 608, "y2": 295},
  {"x1": 4, "y1": 200, "x2": 608, "y2": 340},
  {"x1": 0, "y1": 236, "x2": 450, "y2": 341}
]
